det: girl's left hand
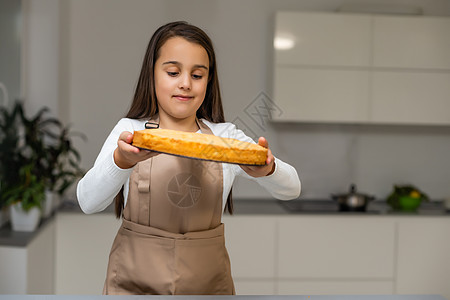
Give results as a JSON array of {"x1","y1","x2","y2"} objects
[{"x1": 240, "y1": 137, "x2": 276, "y2": 177}]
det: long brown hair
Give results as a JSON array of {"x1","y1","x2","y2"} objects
[{"x1": 115, "y1": 21, "x2": 233, "y2": 218}]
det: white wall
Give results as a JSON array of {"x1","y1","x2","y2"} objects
[
  {"x1": 0, "y1": 0, "x2": 21, "y2": 106},
  {"x1": 30, "y1": 0, "x2": 450, "y2": 201},
  {"x1": 23, "y1": 0, "x2": 60, "y2": 117}
]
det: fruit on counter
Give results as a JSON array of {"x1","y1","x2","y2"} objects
[
  {"x1": 386, "y1": 184, "x2": 429, "y2": 211},
  {"x1": 409, "y1": 190, "x2": 421, "y2": 198}
]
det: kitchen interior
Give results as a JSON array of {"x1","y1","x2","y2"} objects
[{"x1": 1, "y1": 0, "x2": 450, "y2": 299}]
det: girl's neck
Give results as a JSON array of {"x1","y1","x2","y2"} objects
[{"x1": 158, "y1": 113, "x2": 200, "y2": 132}]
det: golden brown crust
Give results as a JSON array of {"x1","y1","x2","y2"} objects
[{"x1": 132, "y1": 129, "x2": 267, "y2": 165}]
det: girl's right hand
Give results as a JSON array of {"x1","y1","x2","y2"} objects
[{"x1": 114, "y1": 131, "x2": 159, "y2": 169}]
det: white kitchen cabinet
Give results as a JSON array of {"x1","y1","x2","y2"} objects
[
  {"x1": 233, "y1": 279, "x2": 276, "y2": 295},
  {"x1": 373, "y1": 16, "x2": 450, "y2": 70},
  {"x1": 273, "y1": 11, "x2": 450, "y2": 125},
  {"x1": 222, "y1": 215, "x2": 277, "y2": 279},
  {"x1": 273, "y1": 67, "x2": 370, "y2": 123},
  {"x1": 275, "y1": 12, "x2": 371, "y2": 67},
  {"x1": 54, "y1": 213, "x2": 121, "y2": 294},
  {"x1": 277, "y1": 280, "x2": 394, "y2": 295},
  {"x1": 371, "y1": 72, "x2": 450, "y2": 124},
  {"x1": 53, "y1": 213, "x2": 276, "y2": 295},
  {"x1": 0, "y1": 219, "x2": 55, "y2": 294},
  {"x1": 273, "y1": 12, "x2": 371, "y2": 124},
  {"x1": 44, "y1": 210, "x2": 450, "y2": 297},
  {"x1": 277, "y1": 216, "x2": 396, "y2": 279},
  {"x1": 396, "y1": 217, "x2": 450, "y2": 300}
]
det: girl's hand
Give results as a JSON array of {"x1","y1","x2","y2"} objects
[
  {"x1": 239, "y1": 137, "x2": 276, "y2": 177},
  {"x1": 114, "y1": 131, "x2": 159, "y2": 169}
]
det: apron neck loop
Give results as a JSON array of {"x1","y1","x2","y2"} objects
[{"x1": 145, "y1": 114, "x2": 208, "y2": 134}]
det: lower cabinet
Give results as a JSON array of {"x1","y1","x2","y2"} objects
[
  {"x1": 277, "y1": 280, "x2": 394, "y2": 295},
  {"x1": 224, "y1": 215, "x2": 450, "y2": 297},
  {"x1": 396, "y1": 217, "x2": 450, "y2": 300},
  {"x1": 54, "y1": 213, "x2": 121, "y2": 294},
  {"x1": 0, "y1": 219, "x2": 55, "y2": 294},
  {"x1": 49, "y1": 212, "x2": 450, "y2": 296},
  {"x1": 224, "y1": 215, "x2": 396, "y2": 295},
  {"x1": 222, "y1": 215, "x2": 277, "y2": 294},
  {"x1": 277, "y1": 216, "x2": 396, "y2": 279},
  {"x1": 233, "y1": 280, "x2": 276, "y2": 295},
  {"x1": 222, "y1": 216, "x2": 276, "y2": 279}
]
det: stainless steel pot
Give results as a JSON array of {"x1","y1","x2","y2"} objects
[{"x1": 331, "y1": 184, "x2": 374, "y2": 211}]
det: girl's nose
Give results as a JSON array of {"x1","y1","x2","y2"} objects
[{"x1": 179, "y1": 74, "x2": 191, "y2": 90}]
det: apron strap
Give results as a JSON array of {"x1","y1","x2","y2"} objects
[{"x1": 137, "y1": 158, "x2": 152, "y2": 226}]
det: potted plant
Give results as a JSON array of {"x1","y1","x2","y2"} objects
[
  {"x1": 386, "y1": 184, "x2": 429, "y2": 212},
  {"x1": 0, "y1": 100, "x2": 84, "y2": 230},
  {"x1": 39, "y1": 124, "x2": 85, "y2": 216},
  {"x1": 3, "y1": 164, "x2": 45, "y2": 231},
  {"x1": 0, "y1": 101, "x2": 24, "y2": 227}
]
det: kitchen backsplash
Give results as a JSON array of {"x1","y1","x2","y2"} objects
[{"x1": 233, "y1": 122, "x2": 450, "y2": 202}]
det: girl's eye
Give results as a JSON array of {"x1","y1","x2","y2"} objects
[
  {"x1": 192, "y1": 74, "x2": 203, "y2": 80},
  {"x1": 167, "y1": 72, "x2": 178, "y2": 77}
]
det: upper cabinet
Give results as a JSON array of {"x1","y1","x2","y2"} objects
[
  {"x1": 373, "y1": 16, "x2": 450, "y2": 70},
  {"x1": 273, "y1": 11, "x2": 450, "y2": 125},
  {"x1": 275, "y1": 12, "x2": 371, "y2": 67}
]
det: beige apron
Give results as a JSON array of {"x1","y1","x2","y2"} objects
[{"x1": 103, "y1": 115, "x2": 235, "y2": 295}]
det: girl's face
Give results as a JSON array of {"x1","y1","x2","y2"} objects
[{"x1": 154, "y1": 37, "x2": 209, "y2": 122}]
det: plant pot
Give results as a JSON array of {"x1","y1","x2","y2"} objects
[
  {"x1": 399, "y1": 196, "x2": 422, "y2": 212},
  {"x1": 42, "y1": 190, "x2": 53, "y2": 218},
  {"x1": 9, "y1": 202, "x2": 41, "y2": 232},
  {"x1": 0, "y1": 206, "x2": 10, "y2": 228},
  {"x1": 42, "y1": 190, "x2": 61, "y2": 218}
]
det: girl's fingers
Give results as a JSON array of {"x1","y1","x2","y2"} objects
[
  {"x1": 258, "y1": 137, "x2": 269, "y2": 148},
  {"x1": 239, "y1": 137, "x2": 276, "y2": 176},
  {"x1": 267, "y1": 148, "x2": 274, "y2": 165},
  {"x1": 257, "y1": 137, "x2": 273, "y2": 164},
  {"x1": 117, "y1": 132, "x2": 141, "y2": 155},
  {"x1": 118, "y1": 131, "x2": 133, "y2": 143},
  {"x1": 126, "y1": 133, "x2": 134, "y2": 144},
  {"x1": 118, "y1": 139, "x2": 139, "y2": 153}
]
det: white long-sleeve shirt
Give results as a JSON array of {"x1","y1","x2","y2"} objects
[{"x1": 77, "y1": 118, "x2": 301, "y2": 214}]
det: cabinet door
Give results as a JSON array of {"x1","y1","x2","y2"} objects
[
  {"x1": 27, "y1": 220, "x2": 56, "y2": 294},
  {"x1": 54, "y1": 213, "x2": 121, "y2": 294},
  {"x1": 0, "y1": 247, "x2": 27, "y2": 294},
  {"x1": 222, "y1": 215, "x2": 276, "y2": 279},
  {"x1": 275, "y1": 12, "x2": 371, "y2": 67},
  {"x1": 278, "y1": 216, "x2": 396, "y2": 279},
  {"x1": 396, "y1": 217, "x2": 450, "y2": 300},
  {"x1": 373, "y1": 16, "x2": 450, "y2": 70},
  {"x1": 0, "y1": 220, "x2": 55, "y2": 294},
  {"x1": 234, "y1": 279, "x2": 275, "y2": 295},
  {"x1": 278, "y1": 280, "x2": 394, "y2": 295},
  {"x1": 371, "y1": 72, "x2": 450, "y2": 124},
  {"x1": 273, "y1": 67, "x2": 370, "y2": 122}
]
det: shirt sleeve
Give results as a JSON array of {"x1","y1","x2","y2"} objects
[
  {"x1": 222, "y1": 122, "x2": 301, "y2": 200},
  {"x1": 76, "y1": 119, "x2": 134, "y2": 214}
]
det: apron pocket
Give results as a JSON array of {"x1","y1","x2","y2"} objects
[
  {"x1": 175, "y1": 236, "x2": 234, "y2": 295},
  {"x1": 113, "y1": 227, "x2": 176, "y2": 294}
]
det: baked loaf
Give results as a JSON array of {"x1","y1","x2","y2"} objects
[{"x1": 132, "y1": 129, "x2": 268, "y2": 165}]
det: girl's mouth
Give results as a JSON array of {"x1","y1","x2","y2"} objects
[{"x1": 173, "y1": 95, "x2": 194, "y2": 101}]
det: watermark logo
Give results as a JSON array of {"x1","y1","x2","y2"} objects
[
  {"x1": 167, "y1": 172, "x2": 202, "y2": 208},
  {"x1": 193, "y1": 91, "x2": 283, "y2": 182},
  {"x1": 197, "y1": 156, "x2": 223, "y2": 184},
  {"x1": 244, "y1": 91, "x2": 283, "y2": 131},
  {"x1": 229, "y1": 116, "x2": 259, "y2": 143}
]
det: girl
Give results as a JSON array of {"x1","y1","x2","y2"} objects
[{"x1": 77, "y1": 21, "x2": 300, "y2": 295}]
